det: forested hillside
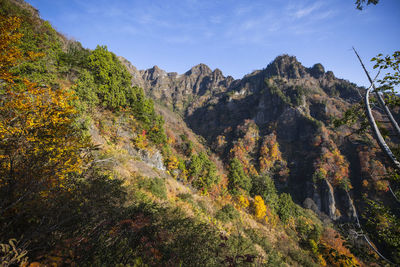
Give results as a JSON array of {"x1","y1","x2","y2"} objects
[{"x1": 0, "y1": 0, "x2": 398, "y2": 266}]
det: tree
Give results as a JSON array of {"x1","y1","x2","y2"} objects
[
  {"x1": 86, "y1": 45, "x2": 132, "y2": 109},
  {"x1": 0, "y1": 15, "x2": 88, "y2": 245},
  {"x1": 189, "y1": 152, "x2": 219, "y2": 191},
  {"x1": 277, "y1": 193, "x2": 298, "y2": 223},
  {"x1": 253, "y1": 195, "x2": 267, "y2": 220},
  {"x1": 227, "y1": 158, "x2": 252, "y2": 195},
  {"x1": 347, "y1": 2, "x2": 400, "y2": 263},
  {"x1": 355, "y1": 0, "x2": 379, "y2": 10},
  {"x1": 250, "y1": 173, "x2": 279, "y2": 211}
]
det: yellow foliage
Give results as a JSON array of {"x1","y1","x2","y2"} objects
[
  {"x1": 317, "y1": 254, "x2": 327, "y2": 266},
  {"x1": 0, "y1": 15, "x2": 87, "y2": 203},
  {"x1": 375, "y1": 180, "x2": 389, "y2": 192},
  {"x1": 254, "y1": 195, "x2": 267, "y2": 219},
  {"x1": 165, "y1": 155, "x2": 179, "y2": 176},
  {"x1": 133, "y1": 131, "x2": 149, "y2": 149},
  {"x1": 237, "y1": 195, "x2": 249, "y2": 209}
]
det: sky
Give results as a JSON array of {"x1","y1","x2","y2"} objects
[{"x1": 26, "y1": 0, "x2": 400, "y2": 87}]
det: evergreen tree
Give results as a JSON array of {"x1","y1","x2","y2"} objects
[{"x1": 228, "y1": 158, "x2": 252, "y2": 195}]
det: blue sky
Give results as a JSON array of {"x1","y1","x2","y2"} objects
[{"x1": 26, "y1": 0, "x2": 399, "y2": 87}]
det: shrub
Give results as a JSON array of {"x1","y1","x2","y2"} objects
[
  {"x1": 277, "y1": 193, "x2": 299, "y2": 223},
  {"x1": 296, "y1": 216, "x2": 322, "y2": 247},
  {"x1": 216, "y1": 204, "x2": 240, "y2": 222},
  {"x1": 244, "y1": 228, "x2": 286, "y2": 266},
  {"x1": 137, "y1": 177, "x2": 167, "y2": 200}
]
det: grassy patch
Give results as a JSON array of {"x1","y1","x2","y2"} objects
[{"x1": 137, "y1": 177, "x2": 167, "y2": 200}]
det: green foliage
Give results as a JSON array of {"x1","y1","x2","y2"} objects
[
  {"x1": 137, "y1": 177, "x2": 167, "y2": 200},
  {"x1": 0, "y1": 3, "x2": 67, "y2": 85},
  {"x1": 218, "y1": 232, "x2": 258, "y2": 266},
  {"x1": 356, "y1": 0, "x2": 379, "y2": 10},
  {"x1": 371, "y1": 51, "x2": 400, "y2": 109},
  {"x1": 244, "y1": 229, "x2": 286, "y2": 266},
  {"x1": 57, "y1": 41, "x2": 90, "y2": 74},
  {"x1": 189, "y1": 152, "x2": 219, "y2": 191},
  {"x1": 86, "y1": 45, "x2": 132, "y2": 109},
  {"x1": 363, "y1": 199, "x2": 400, "y2": 263},
  {"x1": 228, "y1": 158, "x2": 252, "y2": 195},
  {"x1": 250, "y1": 173, "x2": 279, "y2": 211},
  {"x1": 266, "y1": 80, "x2": 306, "y2": 107},
  {"x1": 181, "y1": 138, "x2": 194, "y2": 156},
  {"x1": 312, "y1": 169, "x2": 326, "y2": 183},
  {"x1": 332, "y1": 102, "x2": 370, "y2": 135},
  {"x1": 277, "y1": 193, "x2": 299, "y2": 223},
  {"x1": 72, "y1": 45, "x2": 166, "y2": 144},
  {"x1": 215, "y1": 204, "x2": 240, "y2": 222},
  {"x1": 72, "y1": 69, "x2": 99, "y2": 110},
  {"x1": 269, "y1": 83, "x2": 291, "y2": 105},
  {"x1": 296, "y1": 217, "x2": 322, "y2": 247},
  {"x1": 289, "y1": 85, "x2": 306, "y2": 106}
]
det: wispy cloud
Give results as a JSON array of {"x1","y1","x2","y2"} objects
[{"x1": 293, "y1": 1, "x2": 323, "y2": 18}]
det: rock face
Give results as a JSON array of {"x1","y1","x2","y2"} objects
[
  {"x1": 121, "y1": 54, "x2": 366, "y2": 222},
  {"x1": 122, "y1": 59, "x2": 234, "y2": 115},
  {"x1": 315, "y1": 179, "x2": 337, "y2": 220},
  {"x1": 139, "y1": 150, "x2": 166, "y2": 171}
]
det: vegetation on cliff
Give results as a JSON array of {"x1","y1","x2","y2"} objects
[{"x1": 1, "y1": 0, "x2": 395, "y2": 266}]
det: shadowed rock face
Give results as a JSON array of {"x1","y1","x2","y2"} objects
[{"x1": 121, "y1": 54, "x2": 364, "y2": 222}]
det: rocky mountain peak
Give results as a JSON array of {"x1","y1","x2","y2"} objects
[
  {"x1": 265, "y1": 54, "x2": 308, "y2": 79},
  {"x1": 213, "y1": 68, "x2": 223, "y2": 76},
  {"x1": 186, "y1": 63, "x2": 212, "y2": 76},
  {"x1": 308, "y1": 63, "x2": 326, "y2": 79},
  {"x1": 143, "y1": 65, "x2": 167, "y2": 80}
]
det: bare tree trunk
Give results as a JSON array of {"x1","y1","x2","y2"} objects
[
  {"x1": 353, "y1": 47, "x2": 400, "y2": 170},
  {"x1": 353, "y1": 47, "x2": 400, "y2": 137}
]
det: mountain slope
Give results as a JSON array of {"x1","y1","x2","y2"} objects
[
  {"x1": 122, "y1": 54, "x2": 364, "y2": 222},
  {"x1": 1, "y1": 0, "x2": 393, "y2": 265}
]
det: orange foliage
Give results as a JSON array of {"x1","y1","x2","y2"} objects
[
  {"x1": 0, "y1": 16, "x2": 24, "y2": 82},
  {"x1": 358, "y1": 147, "x2": 388, "y2": 192},
  {"x1": 230, "y1": 140, "x2": 258, "y2": 176},
  {"x1": 258, "y1": 133, "x2": 283, "y2": 172},
  {"x1": 237, "y1": 119, "x2": 259, "y2": 149},
  {"x1": 228, "y1": 120, "x2": 262, "y2": 176},
  {"x1": 313, "y1": 136, "x2": 350, "y2": 189},
  {"x1": 319, "y1": 228, "x2": 359, "y2": 267},
  {"x1": 165, "y1": 129, "x2": 176, "y2": 145}
]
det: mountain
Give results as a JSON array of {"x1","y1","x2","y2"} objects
[
  {"x1": 122, "y1": 54, "x2": 364, "y2": 222},
  {"x1": 2, "y1": 0, "x2": 397, "y2": 265}
]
